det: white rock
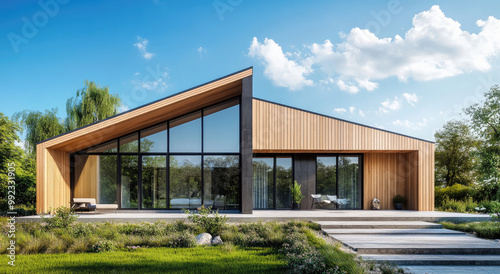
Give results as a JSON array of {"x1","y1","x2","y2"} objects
[
  {"x1": 196, "y1": 233, "x2": 212, "y2": 245},
  {"x1": 211, "y1": 236, "x2": 223, "y2": 245}
]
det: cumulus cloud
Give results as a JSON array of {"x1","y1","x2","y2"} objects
[
  {"x1": 359, "y1": 110, "x2": 366, "y2": 117},
  {"x1": 134, "y1": 36, "x2": 154, "y2": 60},
  {"x1": 393, "y1": 118, "x2": 428, "y2": 130},
  {"x1": 349, "y1": 106, "x2": 355, "y2": 113},
  {"x1": 381, "y1": 96, "x2": 402, "y2": 111},
  {"x1": 131, "y1": 66, "x2": 168, "y2": 93},
  {"x1": 402, "y1": 93, "x2": 418, "y2": 106},
  {"x1": 250, "y1": 6, "x2": 500, "y2": 92},
  {"x1": 248, "y1": 37, "x2": 313, "y2": 90},
  {"x1": 334, "y1": 108, "x2": 347, "y2": 113}
]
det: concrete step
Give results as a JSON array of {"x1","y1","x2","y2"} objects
[
  {"x1": 324, "y1": 228, "x2": 464, "y2": 235},
  {"x1": 316, "y1": 221, "x2": 443, "y2": 229},
  {"x1": 361, "y1": 254, "x2": 500, "y2": 265},
  {"x1": 331, "y1": 234, "x2": 500, "y2": 255},
  {"x1": 400, "y1": 265, "x2": 500, "y2": 274}
]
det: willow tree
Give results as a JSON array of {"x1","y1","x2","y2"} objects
[
  {"x1": 65, "y1": 80, "x2": 122, "y2": 131},
  {"x1": 13, "y1": 108, "x2": 65, "y2": 157}
]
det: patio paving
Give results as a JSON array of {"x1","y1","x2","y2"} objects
[{"x1": 18, "y1": 210, "x2": 491, "y2": 223}]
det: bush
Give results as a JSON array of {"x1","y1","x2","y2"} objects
[
  {"x1": 185, "y1": 205, "x2": 228, "y2": 235},
  {"x1": 164, "y1": 232, "x2": 197, "y2": 248},
  {"x1": 41, "y1": 206, "x2": 78, "y2": 229},
  {"x1": 442, "y1": 221, "x2": 500, "y2": 239},
  {"x1": 88, "y1": 240, "x2": 115, "y2": 253}
]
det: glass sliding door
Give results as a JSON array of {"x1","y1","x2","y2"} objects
[
  {"x1": 99, "y1": 155, "x2": 117, "y2": 204},
  {"x1": 276, "y1": 157, "x2": 292, "y2": 209},
  {"x1": 142, "y1": 156, "x2": 167, "y2": 209},
  {"x1": 338, "y1": 156, "x2": 361, "y2": 209},
  {"x1": 169, "y1": 155, "x2": 202, "y2": 209},
  {"x1": 316, "y1": 157, "x2": 337, "y2": 196},
  {"x1": 121, "y1": 155, "x2": 139, "y2": 208},
  {"x1": 252, "y1": 158, "x2": 274, "y2": 209}
]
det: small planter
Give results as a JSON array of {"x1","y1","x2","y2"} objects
[
  {"x1": 290, "y1": 181, "x2": 304, "y2": 210},
  {"x1": 395, "y1": 203, "x2": 403, "y2": 210},
  {"x1": 292, "y1": 202, "x2": 300, "y2": 210},
  {"x1": 393, "y1": 194, "x2": 406, "y2": 210}
]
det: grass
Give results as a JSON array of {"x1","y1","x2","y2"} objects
[
  {"x1": 0, "y1": 246, "x2": 285, "y2": 274},
  {"x1": 303, "y1": 229, "x2": 364, "y2": 274},
  {"x1": 441, "y1": 221, "x2": 500, "y2": 239}
]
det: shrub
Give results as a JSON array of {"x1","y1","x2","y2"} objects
[
  {"x1": 41, "y1": 206, "x2": 78, "y2": 229},
  {"x1": 185, "y1": 205, "x2": 228, "y2": 235},
  {"x1": 67, "y1": 238, "x2": 94, "y2": 253},
  {"x1": 479, "y1": 200, "x2": 500, "y2": 214},
  {"x1": 89, "y1": 240, "x2": 115, "y2": 253},
  {"x1": 442, "y1": 221, "x2": 500, "y2": 239},
  {"x1": 164, "y1": 232, "x2": 197, "y2": 248}
]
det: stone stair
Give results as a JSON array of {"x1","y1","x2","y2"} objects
[{"x1": 316, "y1": 220, "x2": 500, "y2": 268}]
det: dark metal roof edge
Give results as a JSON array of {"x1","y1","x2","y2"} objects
[
  {"x1": 252, "y1": 97, "x2": 435, "y2": 144},
  {"x1": 36, "y1": 66, "x2": 253, "y2": 145}
]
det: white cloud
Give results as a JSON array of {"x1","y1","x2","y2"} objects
[
  {"x1": 359, "y1": 110, "x2": 365, "y2": 117},
  {"x1": 248, "y1": 37, "x2": 313, "y2": 90},
  {"x1": 134, "y1": 72, "x2": 140, "y2": 76},
  {"x1": 393, "y1": 118, "x2": 428, "y2": 130},
  {"x1": 402, "y1": 92, "x2": 418, "y2": 106},
  {"x1": 336, "y1": 79, "x2": 359, "y2": 93},
  {"x1": 381, "y1": 96, "x2": 402, "y2": 111},
  {"x1": 131, "y1": 67, "x2": 168, "y2": 93},
  {"x1": 334, "y1": 108, "x2": 347, "y2": 113},
  {"x1": 252, "y1": 6, "x2": 500, "y2": 92},
  {"x1": 119, "y1": 104, "x2": 130, "y2": 113},
  {"x1": 14, "y1": 140, "x2": 24, "y2": 149},
  {"x1": 134, "y1": 36, "x2": 154, "y2": 60},
  {"x1": 349, "y1": 106, "x2": 355, "y2": 113}
]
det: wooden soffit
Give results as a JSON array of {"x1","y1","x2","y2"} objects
[{"x1": 40, "y1": 67, "x2": 253, "y2": 152}]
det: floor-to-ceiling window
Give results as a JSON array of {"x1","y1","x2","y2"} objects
[
  {"x1": 316, "y1": 155, "x2": 362, "y2": 209},
  {"x1": 252, "y1": 156, "x2": 293, "y2": 209},
  {"x1": 71, "y1": 97, "x2": 240, "y2": 210}
]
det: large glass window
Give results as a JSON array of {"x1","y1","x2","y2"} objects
[
  {"x1": 169, "y1": 155, "x2": 202, "y2": 209},
  {"x1": 203, "y1": 99, "x2": 239, "y2": 153},
  {"x1": 253, "y1": 158, "x2": 274, "y2": 209},
  {"x1": 169, "y1": 112, "x2": 201, "y2": 153},
  {"x1": 142, "y1": 156, "x2": 167, "y2": 208},
  {"x1": 276, "y1": 157, "x2": 292, "y2": 209},
  {"x1": 72, "y1": 98, "x2": 241, "y2": 211},
  {"x1": 140, "y1": 123, "x2": 168, "y2": 153},
  {"x1": 203, "y1": 155, "x2": 240, "y2": 210},
  {"x1": 121, "y1": 155, "x2": 139, "y2": 208},
  {"x1": 99, "y1": 155, "x2": 117, "y2": 204},
  {"x1": 316, "y1": 157, "x2": 337, "y2": 195}
]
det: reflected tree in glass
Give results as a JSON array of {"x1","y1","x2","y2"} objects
[
  {"x1": 169, "y1": 156, "x2": 202, "y2": 209},
  {"x1": 142, "y1": 156, "x2": 167, "y2": 208},
  {"x1": 338, "y1": 157, "x2": 360, "y2": 209},
  {"x1": 276, "y1": 157, "x2": 292, "y2": 209},
  {"x1": 121, "y1": 155, "x2": 139, "y2": 208},
  {"x1": 316, "y1": 157, "x2": 337, "y2": 195},
  {"x1": 252, "y1": 158, "x2": 274, "y2": 209},
  {"x1": 99, "y1": 155, "x2": 117, "y2": 204},
  {"x1": 203, "y1": 155, "x2": 240, "y2": 210}
]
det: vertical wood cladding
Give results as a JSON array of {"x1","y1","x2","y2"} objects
[{"x1": 253, "y1": 99, "x2": 435, "y2": 211}]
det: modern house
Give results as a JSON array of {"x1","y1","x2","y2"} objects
[{"x1": 36, "y1": 67, "x2": 434, "y2": 214}]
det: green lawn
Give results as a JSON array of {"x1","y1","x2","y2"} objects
[
  {"x1": 0, "y1": 246, "x2": 285, "y2": 274},
  {"x1": 441, "y1": 221, "x2": 500, "y2": 239}
]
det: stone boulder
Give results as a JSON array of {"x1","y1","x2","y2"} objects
[
  {"x1": 371, "y1": 198, "x2": 380, "y2": 210},
  {"x1": 196, "y1": 233, "x2": 212, "y2": 245},
  {"x1": 211, "y1": 236, "x2": 223, "y2": 245}
]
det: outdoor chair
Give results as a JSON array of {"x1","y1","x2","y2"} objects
[
  {"x1": 326, "y1": 195, "x2": 338, "y2": 209},
  {"x1": 70, "y1": 198, "x2": 118, "y2": 214},
  {"x1": 311, "y1": 194, "x2": 333, "y2": 209},
  {"x1": 336, "y1": 198, "x2": 350, "y2": 209}
]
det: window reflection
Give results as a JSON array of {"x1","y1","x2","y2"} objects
[
  {"x1": 252, "y1": 158, "x2": 274, "y2": 209},
  {"x1": 204, "y1": 99, "x2": 239, "y2": 153},
  {"x1": 140, "y1": 123, "x2": 168, "y2": 153},
  {"x1": 203, "y1": 155, "x2": 240, "y2": 210},
  {"x1": 142, "y1": 156, "x2": 167, "y2": 208},
  {"x1": 120, "y1": 133, "x2": 138, "y2": 153},
  {"x1": 169, "y1": 155, "x2": 202, "y2": 209},
  {"x1": 121, "y1": 155, "x2": 139, "y2": 208},
  {"x1": 169, "y1": 112, "x2": 201, "y2": 153}
]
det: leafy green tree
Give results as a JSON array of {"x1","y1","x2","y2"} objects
[
  {"x1": 464, "y1": 85, "x2": 500, "y2": 183},
  {"x1": 12, "y1": 108, "x2": 65, "y2": 158},
  {"x1": 434, "y1": 120, "x2": 478, "y2": 187},
  {"x1": 65, "y1": 80, "x2": 121, "y2": 131},
  {"x1": 0, "y1": 113, "x2": 36, "y2": 210}
]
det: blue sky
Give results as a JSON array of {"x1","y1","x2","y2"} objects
[{"x1": 2, "y1": 0, "x2": 500, "y2": 142}]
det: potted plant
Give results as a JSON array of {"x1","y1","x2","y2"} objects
[
  {"x1": 393, "y1": 194, "x2": 406, "y2": 210},
  {"x1": 291, "y1": 180, "x2": 304, "y2": 210}
]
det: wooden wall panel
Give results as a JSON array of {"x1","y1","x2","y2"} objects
[
  {"x1": 73, "y1": 155, "x2": 98, "y2": 200},
  {"x1": 36, "y1": 147, "x2": 70, "y2": 213},
  {"x1": 253, "y1": 99, "x2": 435, "y2": 211}
]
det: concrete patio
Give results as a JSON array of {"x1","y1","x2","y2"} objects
[{"x1": 19, "y1": 210, "x2": 491, "y2": 223}]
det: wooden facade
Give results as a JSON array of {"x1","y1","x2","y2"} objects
[
  {"x1": 252, "y1": 99, "x2": 435, "y2": 211},
  {"x1": 35, "y1": 68, "x2": 435, "y2": 213}
]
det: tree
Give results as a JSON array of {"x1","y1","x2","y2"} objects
[
  {"x1": 0, "y1": 113, "x2": 36, "y2": 210},
  {"x1": 464, "y1": 85, "x2": 500, "y2": 183},
  {"x1": 65, "y1": 80, "x2": 121, "y2": 131},
  {"x1": 434, "y1": 120, "x2": 478, "y2": 187},
  {"x1": 13, "y1": 108, "x2": 65, "y2": 157}
]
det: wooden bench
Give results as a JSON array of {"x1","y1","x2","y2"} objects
[{"x1": 70, "y1": 198, "x2": 118, "y2": 213}]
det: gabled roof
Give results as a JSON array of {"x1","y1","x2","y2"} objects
[{"x1": 39, "y1": 67, "x2": 253, "y2": 152}]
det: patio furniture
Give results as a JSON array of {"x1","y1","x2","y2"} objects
[
  {"x1": 311, "y1": 194, "x2": 332, "y2": 209},
  {"x1": 326, "y1": 195, "x2": 338, "y2": 209},
  {"x1": 336, "y1": 198, "x2": 350, "y2": 209},
  {"x1": 70, "y1": 198, "x2": 118, "y2": 213}
]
